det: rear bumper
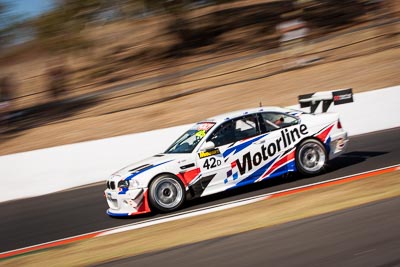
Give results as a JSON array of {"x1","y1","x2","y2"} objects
[
  {"x1": 328, "y1": 131, "x2": 349, "y2": 159},
  {"x1": 105, "y1": 188, "x2": 151, "y2": 217}
]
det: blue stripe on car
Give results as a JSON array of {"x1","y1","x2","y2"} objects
[
  {"x1": 106, "y1": 210, "x2": 129, "y2": 217},
  {"x1": 223, "y1": 134, "x2": 268, "y2": 158},
  {"x1": 232, "y1": 156, "x2": 278, "y2": 188},
  {"x1": 325, "y1": 136, "x2": 331, "y2": 155},
  {"x1": 125, "y1": 160, "x2": 173, "y2": 182},
  {"x1": 118, "y1": 187, "x2": 129, "y2": 195}
]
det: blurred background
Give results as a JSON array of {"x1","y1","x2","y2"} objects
[{"x1": 0, "y1": 0, "x2": 399, "y2": 155}]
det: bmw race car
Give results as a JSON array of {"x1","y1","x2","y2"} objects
[{"x1": 105, "y1": 106, "x2": 349, "y2": 217}]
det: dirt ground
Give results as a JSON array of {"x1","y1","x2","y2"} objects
[{"x1": 0, "y1": 7, "x2": 399, "y2": 155}]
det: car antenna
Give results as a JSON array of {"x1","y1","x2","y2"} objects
[{"x1": 259, "y1": 101, "x2": 262, "y2": 107}]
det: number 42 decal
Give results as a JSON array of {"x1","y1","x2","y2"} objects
[{"x1": 203, "y1": 157, "x2": 221, "y2": 169}]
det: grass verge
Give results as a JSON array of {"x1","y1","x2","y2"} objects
[{"x1": 2, "y1": 170, "x2": 400, "y2": 266}]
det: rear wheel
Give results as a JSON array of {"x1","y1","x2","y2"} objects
[
  {"x1": 296, "y1": 139, "x2": 327, "y2": 175},
  {"x1": 149, "y1": 174, "x2": 185, "y2": 212}
]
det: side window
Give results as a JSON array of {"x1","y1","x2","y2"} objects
[
  {"x1": 260, "y1": 112, "x2": 299, "y2": 132},
  {"x1": 208, "y1": 115, "x2": 260, "y2": 147},
  {"x1": 234, "y1": 115, "x2": 259, "y2": 141},
  {"x1": 208, "y1": 120, "x2": 236, "y2": 147}
]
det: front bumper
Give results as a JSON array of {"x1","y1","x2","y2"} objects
[{"x1": 104, "y1": 187, "x2": 151, "y2": 217}]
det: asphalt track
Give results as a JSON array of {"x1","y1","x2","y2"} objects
[
  {"x1": 97, "y1": 196, "x2": 400, "y2": 267},
  {"x1": 1, "y1": 127, "x2": 399, "y2": 253}
]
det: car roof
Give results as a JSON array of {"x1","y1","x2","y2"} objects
[{"x1": 202, "y1": 106, "x2": 291, "y2": 124}]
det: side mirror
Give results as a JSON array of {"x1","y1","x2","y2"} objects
[{"x1": 201, "y1": 141, "x2": 215, "y2": 152}]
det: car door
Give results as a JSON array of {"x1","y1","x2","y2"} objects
[
  {"x1": 246, "y1": 112, "x2": 301, "y2": 182},
  {"x1": 198, "y1": 114, "x2": 262, "y2": 196},
  {"x1": 225, "y1": 111, "x2": 304, "y2": 187}
]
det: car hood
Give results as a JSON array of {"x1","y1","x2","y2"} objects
[{"x1": 110, "y1": 153, "x2": 189, "y2": 180}]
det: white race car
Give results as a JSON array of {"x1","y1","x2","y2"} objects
[{"x1": 105, "y1": 107, "x2": 348, "y2": 217}]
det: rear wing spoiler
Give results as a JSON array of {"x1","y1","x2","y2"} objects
[{"x1": 298, "y1": 88, "x2": 353, "y2": 113}]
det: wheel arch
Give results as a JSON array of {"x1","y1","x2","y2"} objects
[
  {"x1": 297, "y1": 136, "x2": 328, "y2": 158},
  {"x1": 147, "y1": 172, "x2": 186, "y2": 212},
  {"x1": 149, "y1": 172, "x2": 184, "y2": 187},
  {"x1": 298, "y1": 136, "x2": 325, "y2": 146}
]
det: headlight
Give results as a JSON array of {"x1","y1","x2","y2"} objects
[{"x1": 118, "y1": 180, "x2": 130, "y2": 188}]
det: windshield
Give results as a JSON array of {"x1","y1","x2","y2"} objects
[{"x1": 164, "y1": 122, "x2": 216, "y2": 153}]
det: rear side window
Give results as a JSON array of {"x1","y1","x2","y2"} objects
[
  {"x1": 260, "y1": 112, "x2": 299, "y2": 132},
  {"x1": 234, "y1": 115, "x2": 260, "y2": 141},
  {"x1": 208, "y1": 114, "x2": 260, "y2": 147}
]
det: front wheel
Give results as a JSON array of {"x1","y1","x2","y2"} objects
[
  {"x1": 296, "y1": 139, "x2": 327, "y2": 176},
  {"x1": 149, "y1": 174, "x2": 185, "y2": 212}
]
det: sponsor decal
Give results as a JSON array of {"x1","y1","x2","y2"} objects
[
  {"x1": 198, "y1": 148, "x2": 221, "y2": 159},
  {"x1": 192, "y1": 122, "x2": 215, "y2": 131},
  {"x1": 235, "y1": 124, "x2": 308, "y2": 175},
  {"x1": 333, "y1": 88, "x2": 353, "y2": 105},
  {"x1": 333, "y1": 94, "x2": 352, "y2": 101},
  {"x1": 203, "y1": 157, "x2": 222, "y2": 170}
]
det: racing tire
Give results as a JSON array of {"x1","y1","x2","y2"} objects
[
  {"x1": 149, "y1": 174, "x2": 185, "y2": 212},
  {"x1": 296, "y1": 139, "x2": 327, "y2": 176}
]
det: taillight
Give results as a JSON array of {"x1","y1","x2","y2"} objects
[{"x1": 337, "y1": 120, "x2": 342, "y2": 129}]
